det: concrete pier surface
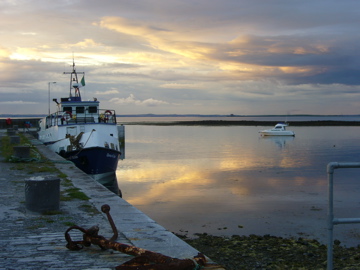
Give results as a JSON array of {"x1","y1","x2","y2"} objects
[{"x1": 0, "y1": 130, "x2": 223, "y2": 270}]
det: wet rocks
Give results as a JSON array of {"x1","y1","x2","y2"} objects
[{"x1": 182, "y1": 233, "x2": 360, "y2": 270}]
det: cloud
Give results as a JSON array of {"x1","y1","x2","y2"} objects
[
  {"x1": 109, "y1": 94, "x2": 169, "y2": 106},
  {"x1": 73, "y1": 39, "x2": 101, "y2": 48},
  {"x1": 0, "y1": 0, "x2": 360, "y2": 115},
  {"x1": 0, "y1": 100, "x2": 38, "y2": 104},
  {"x1": 159, "y1": 83, "x2": 204, "y2": 89},
  {"x1": 98, "y1": 16, "x2": 214, "y2": 60},
  {"x1": 97, "y1": 13, "x2": 360, "y2": 87},
  {"x1": 95, "y1": 89, "x2": 119, "y2": 95}
]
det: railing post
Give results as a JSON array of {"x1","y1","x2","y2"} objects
[
  {"x1": 326, "y1": 162, "x2": 360, "y2": 270},
  {"x1": 327, "y1": 162, "x2": 336, "y2": 270}
]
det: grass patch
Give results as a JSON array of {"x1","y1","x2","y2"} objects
[
  {"x1": 57, "y1": 172, "x2": 67, "y2": 179},
  {"x1": 30, "y1": 161, "x2": 58, "y2": 172},
  {"x1": 61, "y1": 178, "x2": 73, "y2": 187},
  {"x1": 1, "y1": 136, "x2": 13, "y2": 160},
  {"x1": 61, "y1": 187, "x2": 89, "y2": 201},
  {"x1": 45, "y1": 218, "x2": 55, "y2": 224},
  {"x1": 79, "y1": 204, "x2": 99, "y2": 215},
  {"x1": 63, "y1": 221, "x2": 77, "y2": 226},
  {"x1": 1, "y1": 134, "x2": 36, "y2": 160},
  {"x1": 11, "y1": 164, "x2": 26, "y2": 170}
]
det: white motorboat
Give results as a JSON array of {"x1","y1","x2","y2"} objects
[
  {"x1": 38, "y1": 61, "x2": 122, "y2": 193},
  {"x1": 259, "y1": 123, "x2": 295, "y2": 136}
]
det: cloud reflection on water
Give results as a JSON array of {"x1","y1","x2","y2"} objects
[{"x1": 116, "y1": 125, "x2": 360, "y2": 245}]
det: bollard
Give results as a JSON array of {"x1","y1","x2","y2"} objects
[
  {"x1": 13, "y1": 146, "x2": 30, "y2": 159},
  {"x1": 25, "y1": 176, "x2": 60, "y2": 212},
  {"x1": 10, "y1": 136, "x2": 20, "y2": 144},
  {"x1": 7, "y1": 128, "x2": 16, "y2": 136}
]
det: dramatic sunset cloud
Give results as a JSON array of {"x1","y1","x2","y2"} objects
[{"x1": 0, "y1": 0, "x2": 359, "y2": 115}]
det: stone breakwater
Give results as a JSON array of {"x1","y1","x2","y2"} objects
[{"x1": 0, "y1": 131, "x2": 217, "y2": 270}]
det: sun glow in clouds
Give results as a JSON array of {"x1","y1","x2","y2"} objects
[{"x1": 0, "y1": 1, "x2": 359, "y2": 115}]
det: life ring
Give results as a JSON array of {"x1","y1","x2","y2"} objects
[
  {"x1": 62, "y1": 111, "x2": 72, "y2": 121},
  {"x1": 104, "y1": 110, "x2": 113, "y2": 122}
]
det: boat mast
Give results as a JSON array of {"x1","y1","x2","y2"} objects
[{"x1": 63, "y1": 59, "x2": 84, "y2": 98}]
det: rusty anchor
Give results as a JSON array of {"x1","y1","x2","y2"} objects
[{"x1": 65, "y1": 204, "x2": 206, "y2": 270}]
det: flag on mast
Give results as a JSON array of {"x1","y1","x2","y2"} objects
[{"x1": 81, "y1": 75, "x2": 85, "y2": 87}]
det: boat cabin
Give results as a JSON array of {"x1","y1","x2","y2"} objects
[
  {"x1": 39, "y1": 61, "x2": 117, "y2": 131},
  {"x1": 273, "y1": 123, "x2": 287, "y2": 130},
  {"x1": 42, "y1": 96, "x2": 116, "y2": 129}
]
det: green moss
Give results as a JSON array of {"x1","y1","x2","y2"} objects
[
  {"x1": 63, "y1": 221, "x2": 76, "y2": 226},
  {"x1": 45, "y1": 219, "x2": 55, "y2": 224},
  {"x1": 61, "y1": 178, "x2": 73, "y2": 187},
  {"x1": 1, "y1": 136, "x2": 13, "y2": 159},
  {"x1": 61, "y1": 187, "x2": 89, "y2": 201},
  {"x1": 57, "y1": 172, "x2": 67, "y2": 179},
  {"x1": 79, "y1": 204, "x2": 99, "y2": 215},
  {"x1": 26, "y1": 224, "x2": 45, "y2": 230}
]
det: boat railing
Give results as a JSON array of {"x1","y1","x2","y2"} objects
[{"x1": 45, "y1": 109, "x2": 117, "y2": 128}]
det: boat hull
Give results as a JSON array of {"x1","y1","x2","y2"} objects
[
  {"x1": 62, "y1": 146, "x2": 121, "y2": 175},
  {"x1": 259, "y1": 123, "x2": 295, "y2": 136}
]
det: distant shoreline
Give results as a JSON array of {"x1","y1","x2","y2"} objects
[
  {"x1": 123, "y1": 120, "x2": 360, "y2": 126},
  {"x1": 2, "y1": 117, "x2": 360, "y2": 128}
]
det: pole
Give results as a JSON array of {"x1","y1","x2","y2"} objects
[{"x1": 48, "y1": 82, "x2": 56, "y2": 115}]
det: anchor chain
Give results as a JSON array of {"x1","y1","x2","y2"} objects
[{"x1": 64, "y1": 204, "x2": 206, "y2": 270}]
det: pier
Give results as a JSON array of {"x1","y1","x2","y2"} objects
[{"x1": 0, "y1": 129, "x2": 223, "y2": 269}]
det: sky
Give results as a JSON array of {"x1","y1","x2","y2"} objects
[{"x1": 1, "y1": 0, "x2": 360, "y2": 115}]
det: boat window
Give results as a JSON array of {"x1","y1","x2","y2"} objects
[
  {"x1": 76, "y1": 106, "x2": 85, "y2": 113},
  {"x1": 63, "y1": 107, "x2": 72, "y2": 112},
  {"x1": 88, "y1": 106, "x2": 97, "y2": 113}
]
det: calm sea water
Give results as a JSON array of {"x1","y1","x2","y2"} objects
[
  {"x1": 117, "y1": 115, "x2": 360, "y2": 123},
  {"x1": 116, "y1": 121, "x2": 360, "y2": 246}
]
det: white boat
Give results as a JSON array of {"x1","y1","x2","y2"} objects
[
  {"x1": 38, "y1": 61, "x2": 122, "y2": 193},
  {"x1": 259, "y1": 123, "x2": 295, "y2": 136}
]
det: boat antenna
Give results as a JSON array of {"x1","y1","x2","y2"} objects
[{"x1": 63, "y1": 57, "x2": 84, "y2": 98}]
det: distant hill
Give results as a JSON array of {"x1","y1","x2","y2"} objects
[{"x1": 1, "y1": 114, "x2": 360, "y2": 118}]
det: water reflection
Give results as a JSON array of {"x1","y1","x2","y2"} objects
[
  {"x1": 117, "y1": 125, "x2": 360, "y2": 246},
  {"x1": 93, "y1": 172, "x2": 121, "y2": 196},
  {"x1": 260, "y1": 135, "x2": 295, "y2": 149}
]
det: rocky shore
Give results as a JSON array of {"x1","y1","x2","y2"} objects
[{"x1": 181, "y1": 233, "x2": 360, "y2": 270}]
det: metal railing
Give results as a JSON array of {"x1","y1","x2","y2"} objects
[
  {"x1": 45, "y1": 109, "x2": 117, "y2": 128},
  {"x1": 327, "y1": 162, "x2": 360, "y2": 270}
]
